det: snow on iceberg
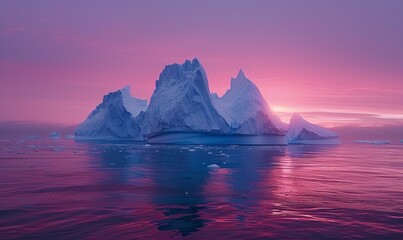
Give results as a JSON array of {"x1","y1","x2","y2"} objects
[
  {"x1": 141, "y1": 58, "x2": 230, "y2": 136},
  {"x1": 75, "y1": 86, "x2": 147, "y2": 140},
  {"x1": 286, "y1": 113, "x2": 340, "y2": 145},
  {"x1": 211, "y1": 69, "x2": 287, "y2": 135}
]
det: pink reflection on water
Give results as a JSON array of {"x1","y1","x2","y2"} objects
[{"x1": 0, "y1": 140, "x2": 403, "y2": 239}]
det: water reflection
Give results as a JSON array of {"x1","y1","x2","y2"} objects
[
  {"x1": 144, "y1": 147, "x2": 211, "y2": 236},
  {"x1": 89, "y1": 144, "x2": 212, "y2": 237},
  {"x1": 155, "y1": 206, "x2": 210, "y2": 237},
  {"x1": 226, "y1": 147, "x2": 285, "y2": 204},
  {"x1": 1, "y1": 140, "x2": 402, "y2": 239},
  {"x1": 287, "y1": 144, "x2": 339, "y2": 158}
]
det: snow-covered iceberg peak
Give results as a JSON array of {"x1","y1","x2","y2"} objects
[
  {"x1": 142, "y1": 58, "x2": 229, "y2": 135},
  {"x1": 155, "y1": 58, "x2": 209, "y2": 92},
  {"x1": 211, "y1": 69, "x2": 286, "y2": 135},
  {"x1": 286, "y1": 113, "x2": 340, "y2": 144},
  {"x1": 75, "y1": 86, "x2": 147, "y2": 140}
]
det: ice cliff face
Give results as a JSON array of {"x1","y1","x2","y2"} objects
[
  {"x1": 212, "y1": 70, "x2": 286, "y2": 135},
  {"x1": 286, "y1": 113, "x2": 340, "y2": 144},
  {"x1": 141, "y1": 58, "x2": 230, "y2": 135},
  {"x1": 75, "y1": 86, "x2": 147, "y2": 139}
]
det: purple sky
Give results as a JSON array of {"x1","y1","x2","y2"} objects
[{"x1": 1, "y1": 0, "x2": 402, "y2": 135}]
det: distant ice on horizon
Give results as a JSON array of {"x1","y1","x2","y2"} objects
[{"x1": 354, "y1": 140, "x2": 391, "y2": 145}]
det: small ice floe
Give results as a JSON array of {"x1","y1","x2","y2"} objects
[
  {"x1": 207, "y1": 151, "x2": 213, "y2": 155},
  {"x1": 218, "y1": 152, "x2": 229, "y2": 157},
  {"x1": 144, "y1": 144, "x2": 151, "y2": 148},
  {"x1": 188, "y1": 148, "x2": 196, "y2": 152},
  {"x1": 207, "y1": 164, "x2": 220, "y2": 169},
  {"x1": 49, "y1": 131, "x2": 61, "y2": 139},
  {"x1": 64, "y1": 135, "x2": 75, "y2": 139},
  {"x1": 354, "y1": 140, "x2": 391, "y2": 145}
]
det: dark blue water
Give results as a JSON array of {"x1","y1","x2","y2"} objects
[{"x1": 0, "y1": 139, "x2": 402, "y2": 239}]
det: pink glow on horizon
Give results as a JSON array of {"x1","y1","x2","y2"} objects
[{"x1": 0, "y1": 1, "x2": 402, "y2": 128}]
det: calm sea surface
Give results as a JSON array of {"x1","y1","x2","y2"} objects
[{"x1": 0, "y1": 139, "x2": 402, "y2": 239}]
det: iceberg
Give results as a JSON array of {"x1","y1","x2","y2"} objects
[
  {"x1": 75, "y1": 86, "x2": 147, "y2": 140},
  {"x1": 286, "y1": 113, "x2": 340, "y2": 145},
  {"x1": 75, "y1": 58, "x2": 338, "y2": 146},
  {"x1": 211, "y1": 69, "x2": 286, "y2": 135}
]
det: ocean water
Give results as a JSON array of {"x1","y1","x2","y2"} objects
[{"x1": 0, "y1": 139, "x2": 402, "y2": 239}]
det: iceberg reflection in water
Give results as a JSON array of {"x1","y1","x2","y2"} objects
[{"x1": 0, "y1": 139, "x2": 402, "y2": 239}]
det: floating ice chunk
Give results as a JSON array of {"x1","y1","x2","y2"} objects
[
  {"x1": 188, "y1": 148, "x2": 196, "y2": 152},
  {"x1": 50, "y1": 131, "x2": 61, "y2": 139},
  {"x1": 144, "y1": 144, "x2": 151, "y2": 147},
  {"x1": 207, "y1": 164, "x2": 220, "y2": 169}
]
